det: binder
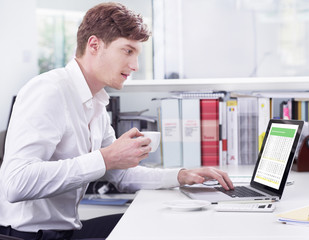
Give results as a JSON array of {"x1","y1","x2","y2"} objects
[
  {"x1": 271, "y1": 98, "x2": 290, "y2": 119},
  {"x1": 161, "y1": 98, "x2": 183, "y2": 167},
  {"x1": 226, "y1": 100, "x2": 238, "y2": 165},
  {"x1": 219, "y1": 98, "x2": 227, "y2": 165},
  {"x1": 237, "y1": 97, "x2": 258, "y2": 165},
  {"x1": 181, "y1": 98, "x2": 201, "y2": 168},
  {"x1": 200, "y1": 99, "x2": 219, "y2": 166},
  {"x1": 258, "y1": 98, "x2": 270, "y2": 151}
]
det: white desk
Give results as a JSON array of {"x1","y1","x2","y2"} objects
[{"x1": 107, "y1": 165, "x2": 309, "y2": 240}]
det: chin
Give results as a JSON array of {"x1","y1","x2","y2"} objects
[{"x1": 113, "y1": 84, "x2": 124, "y2": 90}]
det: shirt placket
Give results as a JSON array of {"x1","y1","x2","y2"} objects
[{"x1": 84, "y1": 100, "x2": 95, "y2": 152}]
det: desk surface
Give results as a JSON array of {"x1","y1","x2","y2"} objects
[{"x1": 107, "y1": 165, "x2": 309, "y2": 240}]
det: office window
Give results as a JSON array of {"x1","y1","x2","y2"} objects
[
  {"x1": 36, "y1": 9, "x2": 82, "y2": 74},
  {"x1": 36, "y1": 0, "x2": 153, "y2": 80},
  {"x1": 154, "y1": 0, "x2": 309, "y2": 79}
]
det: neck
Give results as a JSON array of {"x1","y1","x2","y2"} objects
[{"x1": 75, "y1": 57, "x2": 104, "y2": 96}]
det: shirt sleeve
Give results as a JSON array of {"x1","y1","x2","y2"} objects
[{"x1": 103, "y1": 166, "x2": 181, "y2": 193}]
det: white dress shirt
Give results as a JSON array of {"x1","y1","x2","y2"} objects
[{"x1": 0, "y1": 59, "x2": 180, "y2": 232}]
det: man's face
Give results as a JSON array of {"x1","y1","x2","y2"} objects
[{"x1": 93, "y1": 37, "x2": 142, "y2": 90}]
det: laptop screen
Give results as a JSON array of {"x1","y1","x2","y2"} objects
[{"x1": 251, "y1": 119, "x2": 304, "y2": 197}]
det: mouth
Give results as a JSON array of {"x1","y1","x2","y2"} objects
[{"x1": 121, "y1": 73, "x2": 129, "y2": 80}]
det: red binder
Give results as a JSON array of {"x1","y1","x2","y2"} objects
[{"x1": 200, "y1": 99, "x2": 219, "y2": 166}]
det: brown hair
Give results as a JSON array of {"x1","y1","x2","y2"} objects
[{"x1": 76, "y1": 2, "x2": 150, "y2": 57}]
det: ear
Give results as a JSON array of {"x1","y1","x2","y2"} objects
[{"x1": 87, "y1": 35, "x2": 103, "y2": 55}]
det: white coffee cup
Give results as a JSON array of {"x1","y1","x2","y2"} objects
[{"x1": 141, "y1": 131, "x2": 161, "y2": 152}]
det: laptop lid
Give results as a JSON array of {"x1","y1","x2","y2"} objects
[{"x1": 249, "y1": 119, "x2": 304, "y2": 199}]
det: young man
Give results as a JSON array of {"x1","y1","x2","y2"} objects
[{"x1": 0, "y1": 2, "x2": 233, "y2": 240}]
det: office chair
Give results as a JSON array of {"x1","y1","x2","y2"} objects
[
  {"x1": 0, "y1": 98, "x2": 23, "y2": 240},
  {"x1": 1, "y1": 96, "x2": 16, "y2": 161},
  {"x1": 0, "y1": 234, "x2": 23, "y2": 240}
]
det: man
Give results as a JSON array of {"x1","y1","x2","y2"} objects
[{"x1": 0, "y1": 2, "x2": 233, "y2": 240}]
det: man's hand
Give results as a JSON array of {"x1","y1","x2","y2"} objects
[
  {"x1": 177, "y1": 167, "x2": 234, "y2": 190},
  {"x1": 100, "y1": 128, "x2": 151, "y2": 170}
]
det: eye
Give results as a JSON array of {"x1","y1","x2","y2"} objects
[{"x1": 123, "y1": 48, "x2": 133, "y2": 55}]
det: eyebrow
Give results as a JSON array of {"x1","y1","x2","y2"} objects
[
  {"x1": 125, "y1": 44, "x2": 135, "y2": 50},
  {"x1": 124, "y1": 44, "x2": 140, "y2": 53}
]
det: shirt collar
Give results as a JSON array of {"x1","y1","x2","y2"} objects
[{"x1": 65, "y1": 58, "x2": 110, "y2": 107}]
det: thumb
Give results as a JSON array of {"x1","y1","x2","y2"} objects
[{"x1": 122, "y1": 127, "x2": 142, "y2": 139}]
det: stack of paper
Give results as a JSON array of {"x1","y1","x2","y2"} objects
[{"x1": 277, "y1": 206, "x2": 309, "y2": 226}]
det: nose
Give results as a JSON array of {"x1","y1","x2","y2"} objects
[{"x1": 129, "y1": 57, "x2": 139, "y2": 72}]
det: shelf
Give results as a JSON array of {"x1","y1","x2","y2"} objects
[{"x1": 106, "y1": 76, "x2": 309, "y2": 92}]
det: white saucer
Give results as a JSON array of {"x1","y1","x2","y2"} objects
[{"x1": 163, "y1": 200, "x2": 211, "y2": 211}]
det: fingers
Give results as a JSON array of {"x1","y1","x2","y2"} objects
[
  {"x1": 209, "y1": 169, "x2": 234, "y2": 190},
  {"x1": 101, "y1": 128, "x2": 152, "y2": 170},
  {"x1": 178, "y1": 168, "x2": 234, "y2": 190},
  {"x1": 137, "y1": 135, "x2": 151, "y2": 146},
  {"x1": 138, "y1": 143, "x2": 151, "y2": 156},
  {"x1": 138, "y1": 152, "x2": 150, "y2": 161},
  {"x1": 119, "y1": 128, "x2": 152, "y2": 154},
  {"x1": 220, "y1": 170, "x2": 233, "y2": 189}
]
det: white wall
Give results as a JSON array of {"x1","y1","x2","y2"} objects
[
  {"x1": 109, "y1": 91, "x2": 172, "y2": 117},
  {"x1": 182, "y1": 0, "x2": 255, "y2": 78},
  {"x1": 0, "y1": 0, "x2": 38, "y2": 131}
]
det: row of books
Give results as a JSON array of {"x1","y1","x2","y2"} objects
[
  {"x1": 158, "y1": 92, "x2": 229, "y2": 168},
  {"x1": 233, "y1": 91, "x2": 309, "y2": 121},
  {"x1": 158, "y1": 91, "x2": 309, "y2": 168}
]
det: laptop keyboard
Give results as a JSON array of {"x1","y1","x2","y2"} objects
[{"x1": 214, "y1": 186, "x2": 266, "y2": 198}]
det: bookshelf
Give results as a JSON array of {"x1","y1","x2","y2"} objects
[
  {"x1": 106, "y1": 76, "x2": 309, "y2": 118},
  {"x1": 106, "y1": 77, "x2": 309, "y2": 167},
  {"x1": 106, "y1": 77, "x2": 309, "y2": 93}
]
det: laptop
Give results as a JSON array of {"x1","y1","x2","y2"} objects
[{"x1": 180, "y1": 119, "x2": 304, "y2": 203}]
